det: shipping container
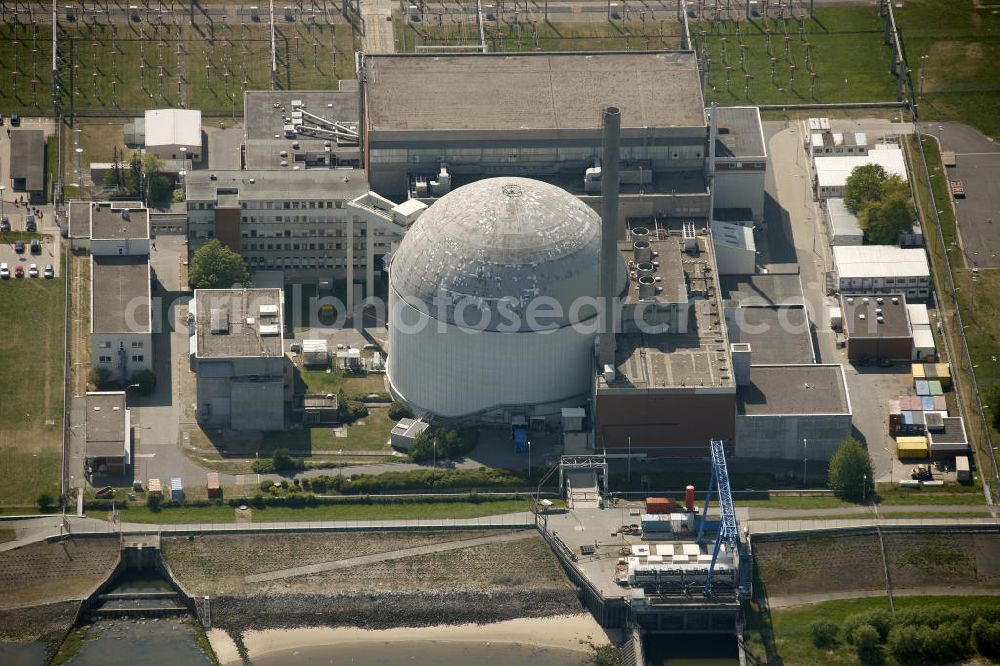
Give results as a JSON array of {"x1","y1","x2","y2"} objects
[
  {"x1": 928, "y1": 380, "x2": 944, "y2": 396},
  {"x1": 921, "y1": 396, "x2": 935, "y2": 412},
  {"x1": 896, "y1": 436, "x2": 928, "y2": 459},
  {"x1": 915, "y1": 380, "x2": 930, "y2": 396},
  {"x1": 147, "y1": 478, "x2": 163, "y2": 497},
  {"x1": 933, "y1": 395, "x2": 947, "y2": 412},
  {"x1": 645, "y1": 497, "x2": 676, "y2": 514},
  {"x1": 912, "y1": 363, "x2": 926, "y2": 382},
  {"x1": 641, "y1": 514, "x2": 672, "y2": 533},
  {"x1": 956, "y1": 456, "x2": 971, "y2": 482},
  {"x1": 206, "y1": 472, "x2": 221, "y2": 499},
  {"x1": 889, "y1": 399, "x2": 901, "y2": 416},
  {"x1": 170, "y1": 477, "x2": 184, "y2": 500}
]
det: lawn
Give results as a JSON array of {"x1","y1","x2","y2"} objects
[
  {"x1": 896, "y1": 0, "x2": 1000, "y2": 139},
  {"x1": 0, "y1": 20, "x2": 357, "y2": 116},
  {"x1": 745, "y1": 596, "x2": 1000, "y2": 666},
  {"x1": 395, "y1": 18, "x2": 682, "y2": 53},
  {"x1": 295, "y1": 365, "x2": 387, "y2": 397},
  {"x1": 699, "y1": 8, "x2": 897, "y2": 106},
  {"x1": 0, "y1": 274, "x2": 66, "y2": 506},
  {"x1": 103, "y1": 498, "x2": 532, "y2": 524},
  {"x1": 268, "y1": 406, "x2": 396, "y2": 452}
]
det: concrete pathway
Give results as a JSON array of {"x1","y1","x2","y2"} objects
[
  {"x1": 360, "y1": 0, "x2": 395, "y2": 53},
  {"x1": 747, "y1": 504, "x2": 992, "y2": 520},
  {"x1": 246, "y1": 529, "x2": 536, "y2": 582},
  {"x1": 767, "y1": 586, "x2": 1000, "y2": 609},
  {"x1": 749, "y1": 516, "x2": 999, "y2": 534}
]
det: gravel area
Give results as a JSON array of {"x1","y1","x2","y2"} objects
[{"x1": 0, "y1": 600, "x2": 80, "y2": 643}]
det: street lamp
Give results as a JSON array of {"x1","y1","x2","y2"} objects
[
  {"x1": 802, "y1": 438, "x2": 808, "y2": 486},
  {"x1": 0, "y1": 184, "x2": 6, "y2": 222}
]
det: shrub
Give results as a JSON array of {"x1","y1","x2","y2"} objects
[
  {"x1": 924, "y1": 621, "x2": 970, "y2": 664},
  {"x1": 828, "y1": 437, "x2": 874, "y2": 502},
  {"x1": 259, "y1": 480, "x2": 274, "y2": 492},
  {"x1": 146, "y1": 493, "x2": 162, "y2": 513},
  {"x1": 129, "y1": 370, "x2": 156, "y2": 397},
  {"x1": 286, "y1": 493, "x2": 307, "y2": 508},
  {"x1": 388, "y1": 402, "x2": 413, "y2": 420},
  {"x1": 809, "y1": 619, "x2": 839, "y2": 648},
  {"x1": 887, "y1": 625, "x2": 923, "y2": 664},
  {"x1": 408, "y1": 427, "x2": 478, "y2": 462},
  {"x1": 851, "y1": 624, "x2": 881, "y2": 653},
  {"x1": 36, "y1": 491, "x2": 55, "y2": 512},
  {"x1": 844, "y1": 609, "x2": 893, "y2": 642},
  {"x1": 972, "y1": 619, "x2": 1000, "y2": 661},
  {"x1": 88, "y1": 367, "x2": 110, "y2": 390}
]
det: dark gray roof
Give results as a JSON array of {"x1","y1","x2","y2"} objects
[
  {"x1": 91, "y1": 257, "x2": 151, "y2": 333},
  {"x1": 739, "y1": 365, "x2": 850, "y2": 416},
  {"x1": 713, "y1": 106, "x2": 766, "y2": 159},
  {"x1": 841, "y1": 294, "x2": 911, "y2": 339},
  {"x1": 930, "y1": 417, "x2": 968, "y2": 445},
  {"x1": 85, "y1": 392, "x2": 127, "y2": 458},
  {"x1": 720, "y1": 273, "x2": 805, "y2": 307},
  {"x1": 90, "y1": 204, "x2": 149, "y2": 240},
  {"x1": 194, "y1": 288, "x2": 284, "y2": 358},
  {"x1": 10, "y1": 130, "x2": 45, "y2": 192},
  {"x1": 726, "y1": 306, "x2": 814, "y2": 364}
]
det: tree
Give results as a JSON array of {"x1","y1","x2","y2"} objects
[
  {"x1": 36, "y1": 490, "x2": 55, "y2": 512},
  {"x1": 972, "y1": 619, "x2": 1000, "y2": 660},
  {"x1": 858, "y1": 175, "x2": 914, "y2": 244},
  {"x1": 272, "y1": 448, "x2": 295, "y2": 471},
  {"x1": 828, "y1": 437, "x2": 874, "y2": 503},
  {"x1": 810, "y1": 619, "x2": 839, "y2": 648},
  {"x1": 188, "y1": 239, "x2": 251, "y2": 289},
  {"x1": 844, "y1": 164, "x2": 888, "y2": 212},
  {"x1": 127, "y1": 152, "x2": 143, "y2": 197}
]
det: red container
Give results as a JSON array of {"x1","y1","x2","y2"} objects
[
  {"x1": 645, "y1": 497, "x2": 676, "y2": 514},
  {"x1": 685, "y1": 485, "x2": 696, "y2": 512}
]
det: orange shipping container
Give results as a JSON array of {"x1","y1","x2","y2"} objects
[{"x1": 645, "y1": 497, "x2": 676, "y2": 514}]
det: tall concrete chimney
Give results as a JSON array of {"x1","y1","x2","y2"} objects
[{"x1": 598, "y1": 106, "x2": 621, "y2": 370}]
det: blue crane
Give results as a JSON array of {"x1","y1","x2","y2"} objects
[{"x1": 695, "y1": 439, "x2": 745, "y2": 597}]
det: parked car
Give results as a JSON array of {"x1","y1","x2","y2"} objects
[
  {"x1": 44, "y1": 264, "x2": 54, "y2": 279},
  {"x1": 25, "y1": 215, "x2": 36, "y2": 232},
  {"x1": 0, "y1": 114, "x2": 4, "y2": 126},
  {"x1": 14, "y1": 240, "x2": 25, "y2": 253},
  {"x1": 28, "y1": 263, "x2": 39, "y2": 278},
  {"x1": 0, "y1": 217, "x2": 9, "y2": 232},
  {"x1": 0, "y1": 262, "x2": 9, "y2": 279},
  {"x1": 30, "y1": 239, "x2": 41, "y2": 254},
  {"x1": 10, "y1": 114, "x2": 20, "y2": 127},
  {"x1": 14, "y1": 265, "x2": 24, "y2": 278}
]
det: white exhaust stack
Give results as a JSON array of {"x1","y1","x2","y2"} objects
[{"x1": 598, "y1": 106, "x2": 621, "y2": 370}]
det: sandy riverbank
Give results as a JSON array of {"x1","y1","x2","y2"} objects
[{"x1": 211, "y1": 613, "x2": 616, "y2": 666}]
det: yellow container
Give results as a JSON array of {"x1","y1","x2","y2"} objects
[
  {"x1": 912, "y1": 364, "x2": 926, "y2": 381},
  {"x1": 934, "y1": 363, "x2": 952, "y2": 388},
  {"x1": 896, "y1": 436, "x2": 928, "y2": 459}
]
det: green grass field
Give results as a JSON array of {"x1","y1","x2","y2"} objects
[
  {"x1": 0, "y1": 272, "x2": 66, "y2": 506},
  {"x1": 896, "y1": 0, "x2": 1000, "y2": 138},
  {"x1": 0, "y1": 20, "x2": 356, "y2": 116},
  {"x1": 268, "y1": 406, "x2": 396, "y2": 452},
  {"x1": 746, "y1": 596, "x2": 1000, "y2": 666},
  {"x1": 698, "y1": 8, "x2": 896, "y2": 105},
  {"x1": 101, "y1": 498, "x2": 532, "y2": 523},
  {"x1": 395, "y1": 18, "x2": 682, "y2": 53}
]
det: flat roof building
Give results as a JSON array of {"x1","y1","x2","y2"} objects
[
  {"x1": 841, "y1": 293, "x2": 913, "y2": 362},
  {"x1": 9, "y1": 130, "x2": 46, "y2": 200},
  {"x1": 191, "y1": 288, "x2": 288, "y2": 431},
  {"x1": 712, "y1": 106, "x2": 767, "y2": 222},
  {"x1": 361, "y1": 52, "x2": 711, "y2": 217},
  {"x1": 814, "y1": 145, "x2": 907, "y2": 199},
  {"x1": 90, "y1": 256, "x2": 153, "y2": 382},
  {"x1": 736, "y1": 364, "x2": 852, "y2": 461},
  {"x1": 185, "y1": 169, "x2": 371, "y2": 283},
  {"x1": 594, "y1": 225, "x2": 736, "y2": 456},
  {"x1": 726, "y1": 305, "x2": 815, "y2": 365},
  {"x1": 85, "y1": 391, "x2": 131, "y2": 478},
  {"x1": 243, "y1": 89, "x2": 361, "y2": 170},
  {"x1": 826, "y1": 198, "x2": 864, "y2": 246},
  {"x1": 833, "y1": 245, "x2": 930, "y2": 300},
  {"x1": 720, "y1": 273, "x2": 806, "y2": 308},
  {"x1": 144, "y1": 109, "x2": 202, "y2": 161}
]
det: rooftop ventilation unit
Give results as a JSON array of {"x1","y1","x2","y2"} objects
[
  {"x1": 859, "y1": 313, "x2": 866, "y2": 320},
  {"x1": 876, "y1": 316, "x2": 884, "y2": 324},
  {"x1": 210, "y1": 308, "x2": 229, "y2": 334},
  {"x1": 892, "y1": 296, "x2": 899, "y2": 304},
  {"x1": 259, "y1": 304, "x2": 279, "y2": 318},
  {"x1": 259, "y1": 324, "x2": 281, "y2": 336}
]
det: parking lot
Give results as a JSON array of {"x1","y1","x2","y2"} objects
[{"x1": 0, "y1": 230, "x2": 60, "y2": 279}]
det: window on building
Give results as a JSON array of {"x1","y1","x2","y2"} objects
[
  {"x1": 132, "y1": 355, "x2": 144, "y2": 363},
  {"x1": 131, "y1": 341, "x2": 143, "y2": 348},
  {"x1": 99, "y1": 356, "x2": 112, "y2": 363}
]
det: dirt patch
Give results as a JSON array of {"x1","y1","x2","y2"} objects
[{"x1": 0, "y1": 538, "x2": 119, "y2": 608}]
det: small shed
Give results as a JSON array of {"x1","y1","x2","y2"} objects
[
  {"x1": 336, "y1": 347, "x2": 362, "y2": 370},
  {"x1": 303, "y1": 393, "x2": 340, "y2": 424},
  {"x1": 390, "y1": 418, "x2": 430, "y2": 451},
  {"x1": 956, "y1": 456, "x2": 971, "y2": 482},
  {"x1": 928, "y1": 417, "x2": 968, "y2": 455},
  {"x1": 206, "y1": 472, "x2": 221, "y2": 499},
  {"x1": 301, "y1": 339, "x2": 330, "y2": 368}
]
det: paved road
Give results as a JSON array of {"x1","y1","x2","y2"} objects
[
  {"x1": 767, "y1": 585, "x2": 1000, "y2": 609},
  {"x1": 245, "y1": 529, "x2": 536, "y2": 582},
  {"x1": 919, "y1": 122, "x2": 1000, "y2": 268}
]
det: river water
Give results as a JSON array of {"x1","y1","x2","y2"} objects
[
  {"x1": 644, "y1": 634, "x2": 740, "y2": 665},
  {"x1": 251, "y1": 641, "x2": 589, "y2": 665}
]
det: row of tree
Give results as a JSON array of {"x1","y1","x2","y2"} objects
[
  {"x1": 843, "y1": 163, "x2": 916, "y2": 245},
  {"x1": 102, "y1": 147, "x2": 174, "y2": 207}
]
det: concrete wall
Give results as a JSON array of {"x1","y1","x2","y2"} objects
[
  {"x1": 846, "y1": 336, "x2": 913, "y2": 362},
  {"x1": 91, "y1": 238, "x2": 150, "y2": 257},
  {"x1": 91, "y1": 332, "x2": 154, "y2": 382},
  {"x1": 230, "y1": 379, "x2": 285, "y2": 431},
  {"x1": 713, "y1": 167, "x2": 766, "y2": 221},
  {"x1": 735, "y1": 413, "x2": 853, "y2": 460},
  {"x1": 594, "y1": 390, "x2": 737, "y2": 455},
  {"x1": 195, "y1": 356, "x2": 287, "y2": 430}
]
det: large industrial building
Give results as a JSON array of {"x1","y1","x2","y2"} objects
[
  {"x1": 711, "y1": 106, "x2": 767, "y2": 222},
  {"x1": 833, "y1": 245, "x2": 930, "y2": 300},
  {"x1": 386, "y1": 177, "x2": 626, "y2": 421},
  {"x1": 189, "y1": 288, "x2": 288, "y2": 431}
]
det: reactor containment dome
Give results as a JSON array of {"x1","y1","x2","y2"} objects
[{"x1": 387, "y1": 177, "x2": 626, "y2": 421}]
